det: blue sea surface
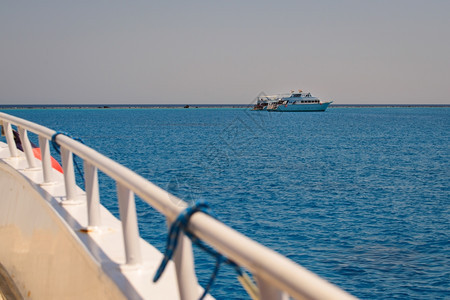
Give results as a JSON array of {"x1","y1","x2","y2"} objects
[{"x1": 2, "y1": 107, "x2": 449, "y2": 299}]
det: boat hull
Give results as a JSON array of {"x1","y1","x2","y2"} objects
[
  {"x1": 268, "y1": 102, "x2": 331, "y2": 112},
  {"x1": 0, "y1": 160, "x2": 127, "y2": 300}
]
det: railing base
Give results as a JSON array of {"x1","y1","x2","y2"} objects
[
  {"x1": 22, "y1": 167, "x2": 41, "y2": 172},
  {"x1": 79, "y1": 226, "x2": 109, "y2": 234},
  {"x1": 39, "y1": 181, "x2": 57, "y2": 187},
  {"x1": 119, "y1": 263, "x2": 144, "y2": 272},
  {"x1": 60, "y1": 197, "x2": 86, "y2": 206}
]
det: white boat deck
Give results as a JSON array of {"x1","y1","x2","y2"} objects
[
  {"x1": 0, "y1": 112, "x2": 356, "y2": 300},
  {"x1": 0, "y1": 141, "x2": 196, "y2": 299}
]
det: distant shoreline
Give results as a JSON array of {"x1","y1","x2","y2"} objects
[{"x1": 0, "y1": 104, "x2": 449, "y2": 109}]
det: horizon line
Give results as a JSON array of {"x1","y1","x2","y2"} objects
[{"x1": 1, "y1": 103, "x2": 450, "y2": 108}]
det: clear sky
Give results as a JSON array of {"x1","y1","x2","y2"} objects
[{"x1": 1, "y1": 1, "x2": 449, "y2": 105}]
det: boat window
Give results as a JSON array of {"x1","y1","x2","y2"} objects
[{"x1": 292, "y1": 94, "x2": 302, "y2": 97}]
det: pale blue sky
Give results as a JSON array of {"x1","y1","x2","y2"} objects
[{"x1": 1, "y1": 1, "x2": 449, "y2": 104}]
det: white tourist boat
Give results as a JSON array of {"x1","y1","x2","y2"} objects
[
  {"x1": 253, "y1": 90, "x2": 332, "y2": 112},
  {"x1": 0, "y1": 112, "x2": 355, "y2": 300}
]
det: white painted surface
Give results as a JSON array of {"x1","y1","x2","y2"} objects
[
  {"x1": 0, "y1": 112, "x2": 357, "y2": 300},
  {"x1": 0, "y1": 143, "x2": 181, "y2": 299}
]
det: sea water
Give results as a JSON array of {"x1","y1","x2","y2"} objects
[{"x1": 2, "y1": 107, "x2": 449, "y2": 299}]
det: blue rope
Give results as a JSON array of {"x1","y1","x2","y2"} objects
[
  {"x1": 153, "y1": 201, "x2": 242, "y2": 300},
  {"x1": 51, "y1": 131, "x2": 85, "y2": 188}
]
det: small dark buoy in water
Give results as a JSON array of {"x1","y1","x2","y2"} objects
[{"x1": 184, "y1": 105, "x2": 190, "y2": 108}]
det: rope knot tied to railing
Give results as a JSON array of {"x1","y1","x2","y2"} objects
[{"x1": 153, "y1": 201, "x2": 259, "y2": 300}]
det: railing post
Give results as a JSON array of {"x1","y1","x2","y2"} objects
[
  {"x1": 61, "y1": 147, "x2": 77, "y2": 202},
  {"x1": 3, "y1": 121, "x2": 18, "y2": 158},
  {"x1": 255, "y1": 276, "x2": 289, "y2": 300},
  {"x1": 169, "y1": 218, "x2": 199, "y2": 300},
  {"x1": 117, "y1": 183, "x2": 142, "y2": 267},
  {"x1": 18, "y1": 126, "x2": 38, "y2": 170},
  {"x1": 38, "y1": 136, "x2": 54, "y2": 184},
  {"x1": 84, "y1": 161, "x2": 101, "y2": 230}
]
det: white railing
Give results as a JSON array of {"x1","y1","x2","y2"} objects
[{"x1": 0, "y1": 112, "x2": 357, "y2": 300}]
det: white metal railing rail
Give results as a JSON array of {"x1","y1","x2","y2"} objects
[{"x1": 0, "y1": 112, "x2": 357, "y2": 300}]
